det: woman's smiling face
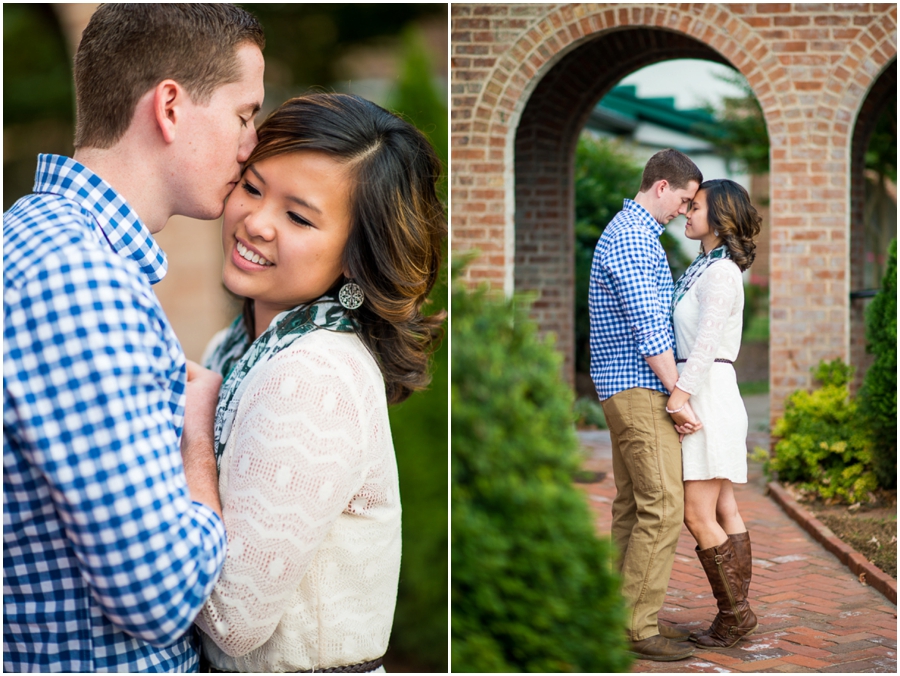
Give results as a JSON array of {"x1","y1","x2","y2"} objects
[{"x1": 222, "y1": 150, "x2": 353, "y2": 337}]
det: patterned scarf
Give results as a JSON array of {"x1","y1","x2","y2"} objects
[
  {"x1": 670, "y1": 245, "x2": 732, "y2": 315},
  {"x1": 205, "y1": 294, "x2": 357, "y2": 468}
]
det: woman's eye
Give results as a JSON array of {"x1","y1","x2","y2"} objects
[
  {"x1": 242, "y1": 182, "x2": 261, "y2": 197},
  {"x1": 240, "y1": 117, "x2": 248, "y2": 128},
  {"x1": 288, "y1": 212, "x2": 312, "y2": 227}
]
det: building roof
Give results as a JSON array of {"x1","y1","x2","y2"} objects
[{"x1": 587, "y1": 85, "x2": 716, "y2": 137}]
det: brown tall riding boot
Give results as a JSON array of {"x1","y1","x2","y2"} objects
[
  {"x1": 691, "y1": 531, "x2": 754, "y2": 643},
  {"x1": 729, "y1": 531, "x2": 752, "y2": 598},
  {"x1": 693, "y1": 536, "x2": 758, "y2": 649}
]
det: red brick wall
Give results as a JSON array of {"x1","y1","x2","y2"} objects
[{"x1": 451, "y1": 3, "x2": 897, "y2": 426}]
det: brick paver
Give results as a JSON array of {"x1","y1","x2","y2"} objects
[{"x1": 578, "y1": 430, "x2": 897, "y2": 674}]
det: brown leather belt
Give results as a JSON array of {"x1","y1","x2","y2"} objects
[{"x1": 205, "y1": 657, "x2": 384, "y2": 673}]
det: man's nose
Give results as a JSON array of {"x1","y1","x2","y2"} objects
[{"x1": 237, "y1": 126, "x2": 259, "y2": 164}]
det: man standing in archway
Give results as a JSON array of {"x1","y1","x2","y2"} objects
[{"x1": 589, "y1": 148, "x2": 702, "y2": 661}]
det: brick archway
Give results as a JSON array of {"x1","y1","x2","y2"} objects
[
  {"x1": 452, "y1": 3, "x2": 898, "y2": 422},
  {"x1": 513, "y1": 28, "x2": 746, "y2": 381}
]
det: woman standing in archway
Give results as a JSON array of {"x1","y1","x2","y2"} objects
[{"x1": 666, "y1": 179, "x2": 762, "y2": 649}]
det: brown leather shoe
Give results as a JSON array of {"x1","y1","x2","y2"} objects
[
  {"x1": 628, "y1": 634, "x2": 695, "y2": 661},
  {"x1": 658, "y1": 621, "x2": 692, "y2": 641},
  {"x1": 693, "y1": 536, "x2": 758, "y2": 649}
]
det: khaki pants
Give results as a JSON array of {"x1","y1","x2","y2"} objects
[{"x1": 601, "y1": 387, "x2": 684, "y2": 641}]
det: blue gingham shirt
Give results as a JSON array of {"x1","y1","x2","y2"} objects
[
  {"x1": 4, "y1": 155, "x2": 227, "y2": 672},
  {"x1": 588, "y1": 199, "x2": 676, "y2": 400}
]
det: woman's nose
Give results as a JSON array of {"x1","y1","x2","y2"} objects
[{"x1": 244, "y1": 206, "x2": 275, "y2": 240}]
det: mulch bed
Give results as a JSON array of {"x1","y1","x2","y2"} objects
[
  {"x1": 793, "y1": 489, "x2": 897, "y2": 580},
  {"x1": 813, "y1": 512, "x2": 897, "y2": 578}
]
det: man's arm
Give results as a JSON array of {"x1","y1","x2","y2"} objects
[
  {"x1": 644, "y1": 349, "x2": 701, "y2": 431},
  {"x1": 5, "y1": 247, "x2": 226, "y2": 646}
]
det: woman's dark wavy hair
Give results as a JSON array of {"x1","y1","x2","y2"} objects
[
  {"x1": 239, "y1": 93, "x2": 446, "y2": 404},
  {"x1": 701, "y1": 179, "x2": 762, "y2": 271}
]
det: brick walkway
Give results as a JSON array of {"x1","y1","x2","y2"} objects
[{"x1": 578, "y1": 429, "x2": 898, "y2": 673}]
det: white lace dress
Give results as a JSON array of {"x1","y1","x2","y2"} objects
[
  {"x1": 195, "y1": 329, "x2": 400, "y2": 672},
  {"x1": 673, "y1": 258, "x2": 748, "y2": 483}
]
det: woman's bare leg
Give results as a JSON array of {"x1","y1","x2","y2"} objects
[
  {"x1": 715, "y1": 480, "x2": 746, "y2": 535},
  {"x1": 683, "y1": 479, "x2": 729, "y2": 549}
]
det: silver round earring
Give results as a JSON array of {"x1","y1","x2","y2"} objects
[
  {"x1": 338, "y1": 281, "x2": 364, "y2": 310},
  {"x1": 714, "y1": 230, "x2": 720, "y2": 237}
]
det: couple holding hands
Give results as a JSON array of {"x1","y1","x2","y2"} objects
[
  {"x1": 589, "y1": 149, "x2": 763, "y2": 661},
  {"x1": 5, "y1": 5, "x2": 444, "y2": 673}
]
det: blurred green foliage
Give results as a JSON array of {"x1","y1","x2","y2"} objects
[
  {"x1": 3, "y1": 4, "x2": 73, "y2": 124},
  {"x1": 384, "y1": 27, "x2": 448, "y2": 674},
  {"x1": 574, "y1": 135, "x2": 691, "y2": 374},
  {"x1": 388, "y1": 27, "x2": 448, "y2": 204},
  {"x1": 3, "y1": 4, "x2": 75, "y2": 207},
  {"x1": 858, "y1": 238, "x2": 897, "y2": 489},
  {"x1": 770, "y1": 359, "x2": 878, "y2": 504},
  {"x1": 451, "y1": 264, "x2": 629, "y2": 673},
  {"x1": 572, "y1": 397, "x2": 607, "y2": 430},
  {"x1": 238, "y1": 4, "x2": 445, "y2": 93},
  {"x1": 742, "y1": 283, "x2": 769, "y2": 343}
]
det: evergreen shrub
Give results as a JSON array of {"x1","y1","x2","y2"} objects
[
  {"x1": 770, "y1": 359, "x2": 877, "y2": 504},
  {"x1": 573, "y1": 397, "x2": 607, "y2": 430},
  {"x1": 451, "y1": 270, "x2": 629, "y2": 673},
  {"x1": 858, "y1": 238, "x2": 897, "y2": 489}
]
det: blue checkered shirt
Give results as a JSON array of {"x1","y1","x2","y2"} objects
[
  {"x1": 4, "y1": 155, "x2": 227, "y2": 672},
  {"x1": 588, "y1": 199, "x2": 675, "y2": 401}
]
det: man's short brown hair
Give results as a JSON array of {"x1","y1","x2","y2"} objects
[
  {"x1": 73, "y1": 4, "x2": 265, "y2": 149},
  {"x1": 639, "y1": 148, "x2": 703, "y2": 192}
]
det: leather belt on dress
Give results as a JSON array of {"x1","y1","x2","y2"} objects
[
  {"x1": 204, "y1": 656, "x2": 384, "y2": 673},
  {"x1": 299, "y1": 657, "x2": 384, "y2": 673},
  {"x1": 675, "y1": 358, "x2": 734, "y2": 364}
]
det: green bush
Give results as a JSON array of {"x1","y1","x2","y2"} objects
[
  {"x1": 858, "y1": 238, "x2": 897, "y2": 489},
  {"x1": 451, "y1": 269, "x2": 630, "y2": 673},
  {"x1": 573, "y1": 397, "x2": 607, "y2": 430},
  {"x1": 770, "y1": 359, "x2": 877, "y2": 504}
]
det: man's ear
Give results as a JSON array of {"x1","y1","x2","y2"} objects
[
  {"x1": 153, "y1": 80, "x2": 182, "y2": 144},
  {"x1": 655, "y1": 179, "x2": 669, "y2": 198}
]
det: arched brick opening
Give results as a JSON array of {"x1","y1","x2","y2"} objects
[
  {"x1": 452, "y1": 3, "x2": 898, "y2": 423},
  {"x1": 514, "y1": 28, "x2": 734, "y2": 381},
  {"x1": 849, "y1": 59, "x2": 897, "y2": 393}
]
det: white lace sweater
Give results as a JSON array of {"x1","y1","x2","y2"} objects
[{"x1": 195, "y1": 329, "x2": 401, "y2": 672}]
